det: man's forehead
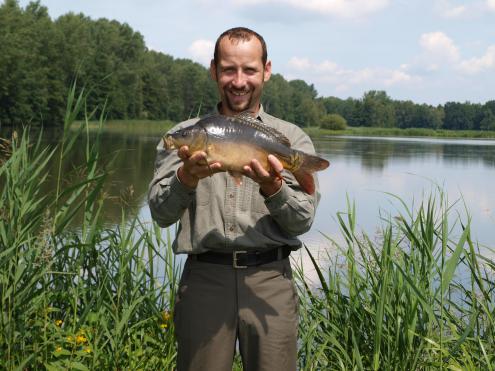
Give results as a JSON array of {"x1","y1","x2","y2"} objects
[{"x1": 217, "y1": 37, "x2": 263, "y2": 58}]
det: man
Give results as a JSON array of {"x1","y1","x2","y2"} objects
[{"x1": 148, "y1": 27, "x2": 321, "y2": 371}]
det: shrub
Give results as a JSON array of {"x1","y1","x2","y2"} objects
[{"x1": 320, "y1": 113, "x2": 347, "y2": 130}]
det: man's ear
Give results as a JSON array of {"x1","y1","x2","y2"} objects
[
  {"x1": 210, "y1": 59, "x2": 217, "y2": 81},
  {"x1": 264, "y1": 60, "x2": 272, "y2": 82}
]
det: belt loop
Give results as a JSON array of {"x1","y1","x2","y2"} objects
[{"x1": 277, "y1": 247, "x2": 282, "y2": 260}]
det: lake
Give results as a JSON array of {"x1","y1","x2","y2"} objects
[
  {"x1": 3, "y1": 126, "x2": 494, "y2": 266},
  {"x1": 92, "y1": 129, "x2": 494, "y2": 263}
]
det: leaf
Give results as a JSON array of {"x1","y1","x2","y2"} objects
[{"x1": 440, "y1": 225, "x2": 469, "y2": 296}]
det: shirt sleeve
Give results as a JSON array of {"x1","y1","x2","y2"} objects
[
  {"x1": 148, "y1": 139, "x2": 196, "y2": 228},
  {"x1": 263, "y1": 128, "x2": 321, "y2": 237}
]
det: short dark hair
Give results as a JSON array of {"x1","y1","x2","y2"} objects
[{"x1": 213, "y1": 27, "x2": 268, "y2": 66}]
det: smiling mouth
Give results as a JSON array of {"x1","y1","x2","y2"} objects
[{"x1": 230, "y1": 90, "x2": 249, "y2": 96}]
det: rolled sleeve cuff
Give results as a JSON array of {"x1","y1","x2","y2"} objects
[
  {"x1": 263, "y1": 181, "x2": 290, "y2": 212},
  {"x1": 169, "y1": 171, "x2": 196, "y2": 203}
]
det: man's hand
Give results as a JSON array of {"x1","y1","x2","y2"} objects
[
  {"x1": 243, "y1": 154, "x2": 283, "y2": 197},
  {"x1": 177, "y1": 146, "x2": 223, "y2": 188}
]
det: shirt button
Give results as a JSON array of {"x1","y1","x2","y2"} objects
[
  {"x1": 229, "y1": 226, "x2": 234, "y2": 232},
  {"x1": 229, "y1": 193, "x2": 234, "y2": 199}
]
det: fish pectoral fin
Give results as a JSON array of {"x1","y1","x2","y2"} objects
[{"x1": 228, "y1": 170, "x2": 244, "y2": 186}]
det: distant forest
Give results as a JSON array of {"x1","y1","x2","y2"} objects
[{"x1": 1, "y1": 0, "x2": 495, "y2": 130}]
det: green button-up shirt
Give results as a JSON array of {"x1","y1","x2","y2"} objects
[{"x1": 148, "y1": 106, "x2": 321, "y2": 254}]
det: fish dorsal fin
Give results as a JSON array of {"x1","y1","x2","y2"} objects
[{"x1": 234, "y1": 111, "x2": 291, "y2": 147}]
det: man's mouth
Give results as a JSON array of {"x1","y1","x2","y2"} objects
[{"x1": 230, "y1": 90, "x2": 249, "y2": 96}]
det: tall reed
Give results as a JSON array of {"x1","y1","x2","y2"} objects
[
  {"x1": 295, "y1": 193, "x2": 494, "y2": 370},
  {"x1": 0, "y1": 84, "x2": 179, "y2": 369}
]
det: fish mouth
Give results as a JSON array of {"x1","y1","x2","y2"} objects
[{"x1": 162, "y1": 135, "x2": 176, "y2": 150}]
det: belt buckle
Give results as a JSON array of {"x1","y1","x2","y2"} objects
[{"x1": 233, "y1": 250, "x2": 248, "y2": 269}]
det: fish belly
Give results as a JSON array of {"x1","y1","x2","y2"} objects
[{"x1": 207, "y1": 141, "x2": 269, "y2": 172}]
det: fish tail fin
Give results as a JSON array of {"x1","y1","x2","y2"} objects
[{"x1": 292, "y1": 152, "x2": 330, "y2": 195}]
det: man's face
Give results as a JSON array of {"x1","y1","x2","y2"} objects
[{"x1": 210, "y1": 37, "x2": 271, "y2": 116}]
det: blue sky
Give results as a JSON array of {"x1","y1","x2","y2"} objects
[{"x1": 17, "y1": 0, "x2": 495, "y2": 105}]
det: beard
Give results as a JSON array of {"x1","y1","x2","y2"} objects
[{"x1": 225, "y1": 91, "x2": 253, "y2": 113}]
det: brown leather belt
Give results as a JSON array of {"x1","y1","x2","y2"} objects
[{"x1": 190, "y1": 246, "x2": 292, "y2": 268}]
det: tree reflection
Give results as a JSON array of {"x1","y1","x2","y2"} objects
[{"x1": 315, "y1": 137, "x2": 495, "y2": 172}]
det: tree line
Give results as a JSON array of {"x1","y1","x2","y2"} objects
[{"x1": 1, "y1": 0, "x2": 494, "y2": 131}]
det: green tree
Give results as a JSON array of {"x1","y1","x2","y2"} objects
[
  {"x1": 0, "y1": 0, "x2": 64, "y2": 125},
  {"x1": 479, "y1": 109, "x2": 495, "y2": 131},
  {"x1": 361, "y1": 91, "x2": 396, "y2": 127},
  {"x1": 443, "y1": 102, "x2": 479, "y2": 130}
]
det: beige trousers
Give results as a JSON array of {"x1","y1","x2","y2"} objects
[{"x1": 173, "y1": 256, "x2": 298, "y2": 371}]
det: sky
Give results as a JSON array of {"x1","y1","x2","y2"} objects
[{"x1": 17, "y1": 0, "x2": 495, "y2": 105}]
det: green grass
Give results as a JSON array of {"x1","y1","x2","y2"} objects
[
  {"x1": 81, "y1": 119, "x2": 175, "y2": 136},
  {"x1": 1, "y1": 89, "x2": 494, "y2": 369},
  {"x1": 305, "y1": 125, "x2": 495, "y2": 139}
]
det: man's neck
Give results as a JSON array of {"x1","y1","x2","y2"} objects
[{"x1": 218, "y1": 103, "x2": 260, "y2": 117}]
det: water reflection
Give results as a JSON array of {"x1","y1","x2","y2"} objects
[
  {"x1": 315, "y1": 136, "x2": 495, "y2": 172},
  {"x1": 310, "y1": 135, "x2": 495, "y2": 250}
]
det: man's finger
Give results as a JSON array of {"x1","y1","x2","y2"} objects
[
  {"x1": 243, "y1": 165, "x2": 255, "y2": 178},
  {"x1": 178, "y1": 146, "x2": 190, "y2": 160},
  {"x1": 268, "y1": 155, "x2": 283, "y2": 173},
  {"x1": 209, "y1": 162, "x2": 224, "y2": 173},
  {"x1": 189, "y1": 151, "x2": 207, "y2": 164},
  {"x1": 250, "y1": 159, "x2": 270, "y2": 178}
]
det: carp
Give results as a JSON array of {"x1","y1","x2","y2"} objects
[{"x1": 163, "y1": 113, "x2": 329, "y2": 195}]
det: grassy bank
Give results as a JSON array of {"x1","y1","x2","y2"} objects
[
  {"x1": 81, "y1": 118, "x2": 495, "y2": 140},
  {"x1": 305, "y1": 125, "x2": 495, "y2": 139},
  {"x1": 2, "y1": 91, "x2": 494, "y2": 369},
  {"x1": 83, "y1": 119, "x2": 174, "y2": 136}
]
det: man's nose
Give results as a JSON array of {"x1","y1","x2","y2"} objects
[{"x1": 232, "y1": 71, "x2": 247, "y2": 87}]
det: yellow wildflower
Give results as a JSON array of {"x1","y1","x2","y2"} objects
[
  {"x1": 161, "y1": 311, "x2": 171, "y2": 322},
  {"x1": 55, "y1": 319, "x2": 63, "y2": 327},
  {"x1": 76, "y1": 335, "x2": 87, "y2": 344},
  {"x1": 84, "y1": 347, "x2": 91, "y2": 354},
  {"x1": 66, "y1": 336, "x2": 73, "y2": 343},
  {"x1": 55, "y1": 346, "x2": 63, "y2": 352},
  {"x1": 160, "y1": 323, "x2": 168, "y2": 330}
]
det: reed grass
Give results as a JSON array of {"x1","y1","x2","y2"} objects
[
  {"x1": 294, "y1": 194, "x2": 494, "y2": 370},
  {"x1": 1, "y1": 86, "x2": 493, "y2": 369},
  {"x1": 0, "y1": 84, "x2": 179, "y2": 369}
]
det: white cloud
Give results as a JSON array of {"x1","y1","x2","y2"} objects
[
  {"x1": 418, "y1": 31, "x2": 460, "y2": 70},
  {"x1": 233, "y1": 0, "x2": 390, "y2": 18},
  {"x1": 444, "y1": 5, "x2": 466, "y2": 17},
  {"x1": 188, "y1": 39, "x2": 214, "y2": 66},
  {"x1": 457, "y1": 45, "x2": 495, "y2": 74},
  {"x1": 287, "y1": 56, "x2": 416, "y2": 93},
  {"x1": 434, "y1": 0, "x2": 495, "y2": 18},
  {"x1": 435, "y1": 0, "x2": 468, "y2": 18},
  {"x1": 384, "y1": 70, "x2": 412, "y2": 86}
]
